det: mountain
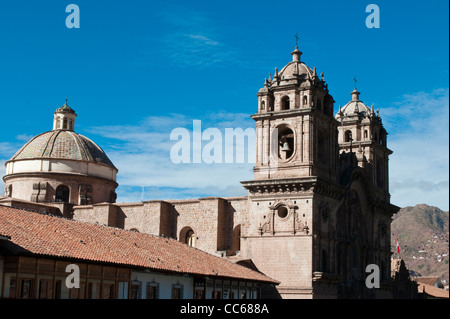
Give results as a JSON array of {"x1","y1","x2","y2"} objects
[{"x1": 391, "y1": 204, "x2": 449, "y2": 285}]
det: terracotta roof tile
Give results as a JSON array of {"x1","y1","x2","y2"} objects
[
  {"x1": 415, "y1": 276, "x2": 440, "y2": 287},
  {"x1": 417, "y1": 283, "x2": 449, "y2": 298},
  {"x1": 0, "y1": 205, "x2": 278, "y2": 284}
]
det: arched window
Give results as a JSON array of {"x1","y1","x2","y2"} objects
[
  {"x1": 277, "y1": 126, "x2": 294, "y2": 160},
  {"x1": 179, "y1": 226, "x2": 196, "y2": 247},
  {"x1": 260, "y1": 100, "x2": 265, "y2": 111},
  {"x1": 63, "y1": 118, "x2": 68, "y2": 130},
  {"x1": 281, "y1": 96, "x2": 290, "y2": 110},
  {"x1": 55, "y1": 185, "x2": 70, "y2": 202},
  {"x1": 364, "y1": 130, "x2": 368, "y2": 139},
  {"x1": 303, "y1": 95, "x2": 308, "y2": 106},
  {"x1": 344, "y1": 130, "x2": 352, "y2": 143}
]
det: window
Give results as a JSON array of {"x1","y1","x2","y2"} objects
[
  {"x1": 106, "y1": 284, "x2": 115, "y2": 299},
  {"x1": 303, "y1": 95, "x2": 308, "y2": 106},
  {"x1": 277, "y1": 206, "x2": 288, "y2": 219},
  {"x1": 277, "y1": 126, "x2": 294, "y2": 160},
  {"x1": 344, "y1": 130, "x2": 352, "y2": 143},
  {"x1": 260, "y1": 100, "x2": 265, "y2": 111},
  {"x1": 172, "y1": 284, "x2": 183, "y2": 299},
  {"x1": 146, "y1": 282, "x2": 159, "y2": 299},
  {"x1": 54, "y1": 280, "x2": 62, "y2": 299},
  {"x1": 195, "y1": 289, "x2": 205, "y2": 299},
  {"x1": 130, "y1": 281, "x2": 142, "y2": 299},
  {"x1": 118, "y1": 282, "x2": 128, "y2": 299},
  {"x1": 180, "y1": 227, "x2": 196, "y2": 247},
  {"x1": 281, "y1": 96, "x2": 290, "y2": 110},
  {"x1": 63, "y1": 118, "x2": 68, "y2": 129},
  {"x1": 20, "y1": 279, "x2": 33, "y2": 299},
  {"x1": 55, "y1": 185, "x2": 70, "y2": 202},
  {"x1": 38, "y1": 279, "x2": 51, "y2": 299}
]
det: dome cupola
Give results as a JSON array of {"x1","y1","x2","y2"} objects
[
  {"x1": 3, "y1": 102, "x2": 118, "y2": 206},
  {"x1": 53, "y1": 99, "x2": 77, "y2": 131}
]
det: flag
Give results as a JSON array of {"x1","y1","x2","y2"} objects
[{"x1": 396, "y1": 236, "x2": 400, "y2": 253}]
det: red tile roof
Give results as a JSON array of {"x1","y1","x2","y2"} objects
[
  {"x1": 417, "y1": 283, "x2": 449, "y2": 298},
  {"x1": 415, "y1": 276, "x2": 440, "y2": 287},
  {"x1": 0, "y1": 205, "x2": 278, "y2": 284}
]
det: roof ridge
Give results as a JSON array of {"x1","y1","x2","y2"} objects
[{"x1": 42, "y1": 130, "x2": 62, "y2": 157}]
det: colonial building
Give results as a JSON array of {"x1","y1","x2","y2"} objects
[
  {"x1": 0, "y1": 205, "x2": 277, "y2": 299},
  {"x1": 2, "y1": 45, "x2": 404, "y2": 298}
]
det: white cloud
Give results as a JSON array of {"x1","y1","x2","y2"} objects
[
  {"x1": 383, "y1": 88, "x2": 449, "y2": 210},
  {"x1": 87, "y1": 112, "x2": 256, "y2": 202},
  {"x1": 152, "y1": 5, "x2": 240, "y2": 67}
]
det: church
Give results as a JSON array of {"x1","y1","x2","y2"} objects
[{"x1": 1, "y1": 45, "x2": 405, "y2": 299}]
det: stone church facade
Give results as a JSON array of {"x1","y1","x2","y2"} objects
[{"x1": 2, "y1": 45, "x2": 399, "y2": 299}]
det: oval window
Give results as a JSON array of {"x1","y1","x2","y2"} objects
[{"x1": 277, "y1": 206, "x2": 288, "y2": 218}]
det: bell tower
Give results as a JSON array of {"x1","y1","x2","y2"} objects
[
  {"x1": 335, "y1": 87, "x2": 392, "y2": 202},
  {"x1": 241, "y1": 46, "x2": 344, "y2": 299},
  {"x1": 252, "y1": 46, "x2": 339, "y2": 183}
]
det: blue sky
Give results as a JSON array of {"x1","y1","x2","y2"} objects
[{"x1": 0, "y1": 0, "x2": 448, "y2": 210}]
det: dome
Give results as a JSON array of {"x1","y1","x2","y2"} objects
[
  {"x1": 8, "y1": 130, "x2": 116, "y2": 168},
  {"x1": 3, "y1": 102, "x2": 118, "y2": 206},
  {"x1": 336, "y1": 89, "x2": 372, "y2": 118},
  {"x1": 278, "y1": 61, "x2": 314, "y2": 80},
  {"x1": 268, "y1": 47, "x2": 317, "y2": 87}
]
